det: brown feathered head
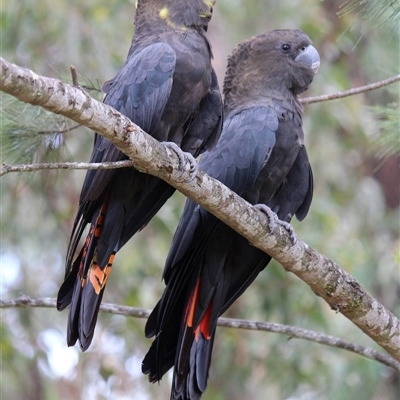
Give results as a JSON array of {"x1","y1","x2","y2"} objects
[{"x1": 223, "y1": 29, "x2": 320, "y2": 113}]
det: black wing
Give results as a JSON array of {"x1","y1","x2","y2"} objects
[
  {"x1": 57, "y1": 43, "x2": 177, "y2": 350},
  {"x1": 64, "y1": 43, "x2": 177, "y2": 274},
  {"x1": 180, "y1": 69, "x2": 223, "y2": 157},
  {"x1": 159, "y1": 106, "x2": 278, "y2": 283},
  {"x1": 219, "y1": 145, "x2": 314, "y2": 315},
  {"x1": 80, "y1": 43, "x2": 176, "y2": 203},
  {"x1": 115, "y1": 68, "x2": 223, "y2": 249},
  {"x1": 271, "y1": 145, "x2": 313, "y2": 222},
  {"x1": 143, "y1": 106, "x2": 279, "y2": 381}
]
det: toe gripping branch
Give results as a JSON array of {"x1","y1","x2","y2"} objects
[
  {"x1": 163, "y1": 141, "x2": 198, "y2": 181},
  {"x1": 254, "y1": 204, "x2": 297, "y2": 245}
]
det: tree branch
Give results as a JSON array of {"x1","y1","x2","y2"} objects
[
  {"x1": 2, "y1": 74, "x2": 399, "y2": 176},
  {"x1": 0, "y1": 160, "x2": 134, "y2": 177},
  {"x1": 1, "y1": 296, "x2": 398, "y2": 371},
  {"x1": 1, "y1": 57, "x2": 399, "y2": 360},
  {"x1": 300, "y1": 74, "x2": 400, "y2": 104}
]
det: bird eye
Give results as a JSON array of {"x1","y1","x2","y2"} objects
[{"x1": 281, "y1": 43, "x2": 291, "y2": 52}]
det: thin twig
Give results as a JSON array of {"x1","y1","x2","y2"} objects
[
  {"x1": 0, "y1": 160, "x2": 134, "y2": 177},
  {"x1": 70, "y1": 65, "x2": 79, "y2": 87},
  {"x1": 37, "y1": 123, "x2": 82, "y2": 135},
  {"x1": 1, "y1": 296, "x2": 398, "y2": 371},
  {"x1": 216, "y1": 317, "x2": 400, "y2": 371},
  {"x1": 301, "y1": 74, "x2": 400, "y2": 104}
]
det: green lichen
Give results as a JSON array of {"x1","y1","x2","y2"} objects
[
  {"x1": 348, "y1": 296, "x2": 364, "y2": 311},
  {"x1": 324, "y1": 282, "x2": 337, "y2": 297}
]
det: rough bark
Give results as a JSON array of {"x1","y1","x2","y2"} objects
[{"x1": 1, "y1": 57, "x2": 399, "y2": 360}]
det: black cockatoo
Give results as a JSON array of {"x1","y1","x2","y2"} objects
[
  {"x1": 142, "y1": 29, "x2": 320, "y2": 400},
  {"x1": 57, "y1": 0, "x2": 222, "y2": 351}
]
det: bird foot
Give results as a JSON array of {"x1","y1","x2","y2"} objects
[
  {"x1": 254, "y1": 204, "x2": 297, "y2": 245},
  {"x1": 163, "y1": 142, "x2": 198, "y2": 181},
  {"x1": 278, "y1": 220, "x2": 297, "y2": 245},
  {"x1": 254, "y1": 204, "x2": 278, "y2": 233}
]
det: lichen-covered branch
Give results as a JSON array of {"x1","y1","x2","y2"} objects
[
  {"x1": 1, "y1": 57, "x2": 399, "y2": 360},
  {"x1": 1, "y1": 296, "x2": 399, "y2": 371}
]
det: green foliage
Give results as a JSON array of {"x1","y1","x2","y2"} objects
[
  {"x1": 369, "y1": 100, "x2": 400, "y2": 161},
  {"x1": 0, "y1": 94, "x2": 71, "y2": 165},
  {"x1": 0, "y1": 75, "x2": 103, "y2": 166},
  {"x1": 337, "y1": 0, "x2": 400, "y2": 165},
  {"x1": 339, "y1": 0, "x2": 400, "y2": 35}
]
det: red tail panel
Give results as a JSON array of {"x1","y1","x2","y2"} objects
[
  {"x1": 185, "y1": 279, "x2": 201, "y2": 328},
  {"x1": 59, "y1": 193, "x2": 116, "y2": 350},
  {"x1": 79, "y1": 194, "x2": 111, "y2": 285},
  {"x1": 194, "y1": 305, "x2": 212, "y2": 341},
  {"x1": 87, "y1": 254, "x2": 114, "y2": 295},
  {"x1": 185, "y1": 279, "x2": 212, "y2": 341}
]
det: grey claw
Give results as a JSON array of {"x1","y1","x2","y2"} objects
[
  {"x1": 254, "y1": 204, "x2": 278, "y2": 233},
  {"x1": 185, "y1": 152, "x2": 198, "y2": 181},
  {"x1": 163, "y1": 141, "x2": 198, "y2": 181},
  {"x1": 278, "y1": 220, "x2": 297, "y2": 245},
  {"x1": 164, "y1": 142, "x2": 185, "y2": 173},
  {"x1": 254, "y1": 204, "x2": 297, "y2": 245}
]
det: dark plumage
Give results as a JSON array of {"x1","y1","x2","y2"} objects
[
  {"x1": 142, "y1": 29, "x2": 320, "y2": 399},
  {"x1": 57, "y1": 0, "x2": 222, "y2": 351}
]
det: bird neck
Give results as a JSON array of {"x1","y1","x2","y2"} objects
[
  {"x1": 223, "y1": 92, "x2": 302, "y2": 120},
  {"x1": 223, "y1": 72, "x2": 300, "y2": 115},
  {"x1": 134, "y1": 0, "x2": 215, "y2": 33}
]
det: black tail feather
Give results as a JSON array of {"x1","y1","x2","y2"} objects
[{"x1": 171, "y1": 330, "x2": 216, "y2": 400}]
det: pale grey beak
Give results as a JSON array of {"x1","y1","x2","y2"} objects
[{"x1": 295, "y1": 44, "x2": 320, "y2": 74}]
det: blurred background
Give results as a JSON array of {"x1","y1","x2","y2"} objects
[{"x1": 1, "y1": 0, "x2": 399, "y2": 399}]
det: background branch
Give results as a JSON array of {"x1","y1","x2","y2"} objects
[
  {"x1": 300, "y1": 74, "x2": 400, "y2": 104},
  {"x1": 1, "y1": 57, "x2": 399, "y2": 361},
  {"x1": 1, "y1": 296, "x2": 398, "y2": 371},
  {"x1": 0, "y1": 160, "x2": 134, "y2": 177}
]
